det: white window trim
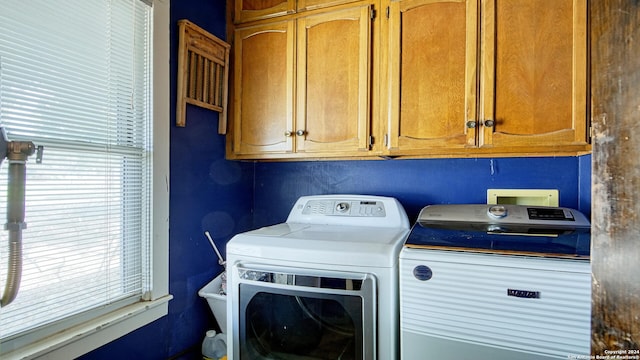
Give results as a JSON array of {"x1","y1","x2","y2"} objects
[{"x1": 2, "y1": 1, "x2": 172, "y2": 358}]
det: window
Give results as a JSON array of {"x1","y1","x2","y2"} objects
[{"x1": 0, "y1": 0, "x2": 170, "y2": 358}]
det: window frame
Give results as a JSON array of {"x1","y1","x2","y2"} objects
[{"x1": 1, "y1": 1, "x2": 171, "y2": 358}]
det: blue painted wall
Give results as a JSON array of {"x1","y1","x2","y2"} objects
[
  {"x1": 80, "y1": 0, "x2": 593, "y2": 358},
  {"x1": 254, "y1": 155, "x2": 592, "y2": 227},
  {"x1": 248, "y1": 156, "x2": 592, "y2": 360}
]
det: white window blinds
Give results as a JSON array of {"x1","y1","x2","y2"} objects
[{"x1": 0, "y1": 0, "x2": 153, "y2": 342}]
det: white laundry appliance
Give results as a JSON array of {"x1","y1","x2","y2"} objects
[
  {"x1": 400, "y1": 204, "x2": 591, "y2": 360},
  {"x1": 226, "y1": 195, "x2": 410, "y2": 360}
]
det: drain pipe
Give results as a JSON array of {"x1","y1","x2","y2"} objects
[{"x1": 0, "y1": 128, "x2": 36, "y2": 307}]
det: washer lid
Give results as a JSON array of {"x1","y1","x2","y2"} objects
[
  {"x1": 405, "y1": 224, "x2": 590, "y2": 258},
  {"x1": 228, "y1": 223, "x2": 410, "y2": 268},
  {"x1": 405, "y1": 204, "x2": 591, "y2": 258}
]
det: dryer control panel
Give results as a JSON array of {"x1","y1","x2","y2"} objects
[
  {"x1": 287, "y1": 195, "x2": 410, "y2": 228},
  {"x1": 302, "y1": 199, "x2": 386, "y2": 217}
]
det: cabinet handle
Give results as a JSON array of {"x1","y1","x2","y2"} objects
[
  {"x1": 284, "y1": 130, "x2": 293, "y2": 137},
  {"x1": 484, "y1": 120, "x2": 495, "y2": 128},
  {"x1": 466, "y1": 121, "x2": 477, "y2": 129},
  {"x1": 296, "y1": 130, "x2": 306, "y2": 136}
]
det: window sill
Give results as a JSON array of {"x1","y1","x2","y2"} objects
[{"x1": 3, "y1": 294, "x2": 173, "y2": 360}]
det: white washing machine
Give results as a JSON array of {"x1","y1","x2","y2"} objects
[
  {"x1": 400, "y1": 204, "x2": 592, "y2": 360},
  {"x1": 226, "y1": 195, "x2": 410, "y2": 360}
]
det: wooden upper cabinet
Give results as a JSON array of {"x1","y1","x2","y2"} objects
[
  {"x1": 235, "y1": 0, "x2": 295, "y2": 23},
  {"x1": 230, "y1": 4, "x2": 373, "y2": 158},
  {"x1": 234, "y1": 0, "x2": 361, "y2": 24},
  {"x1": 478, "y1": 0, "x2": 589, "y2": 151},
  {"x1": 232, "y1": 21, "x2": 295, "y2": 155},
  {"x1": 230, "y1": 0, "x2": 590, "y2": 160},
  {"x1": 385, "y1": 0, "x2": 589, "y2": 156},
  {"x1": 295, "y1": 5, "x2": 372, "y2": 153},
  {"x1": 386, "y1": 0, "x2": 478, "y2": 154}
]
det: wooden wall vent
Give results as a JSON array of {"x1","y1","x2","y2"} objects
[{"x1": 176, "y1": 19, "x2": 230, "y2": 134}]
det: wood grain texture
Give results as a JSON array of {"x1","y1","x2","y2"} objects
[
  {"x1": 495, "y1": 0, "x2": 573, "y2": 134},
  {"x1": 176, "y1": 20, "x2": 230, "y2": 133},
  {"x1": 235, "y1": 0, "x2": 360, "y2": 23},
  {"x1": 296, "y1": 5, "x2": 371, "y2": 153},
  {"x1": 231, "y1": 4, "x2": 372, "y2": 156},
  {"x1": 298, "y1": 0, "x2": 361, "y2": 12},
  {"x1": 242, "y1": 0, "x2": 286, "y2": 10},
  {"x1": 227, "y1": 0, "x2": 591, "y2": 160},
  {"x1": 387, "y1": 0, "x2": 477, "y2": 152},
  {"x1": 480, "y1": 0, "x2": 589, "y2": 149},
  {"x1": 235, "y1": 0, "x2": 295, "y2": 23},
  {"x1": 400, "y1": 2, "x2": 466, "y2": 138},
  {"x1": 233, "y1": 21, "x2": 295, "y2": 154},
  {"x1": 590, "y1": 0, "x2": 640, "y2": 355}
]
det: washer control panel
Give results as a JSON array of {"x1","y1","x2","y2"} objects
[{"x1": 417, "y1": 204, "x2": 590, "y2": 229}]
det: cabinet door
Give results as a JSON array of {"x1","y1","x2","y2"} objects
[
  {"x1": 387, "y1": 0, "x2": 478, "y2": 154},
  {"x1": 232, "y1": 21, "x2": 296, "y2": 155},
  {"x1": 478, "y1": 0, "x2": 588, "y2": 150},
  {"x1": 295, "y1": 5, "x2": 372, "y2": 153},
  {"x1": 297, "y1": 0, "x2": 361, "y2": 12},
  {"x1": 235, "y1": 0, "x2": 295, "y2": 24}
]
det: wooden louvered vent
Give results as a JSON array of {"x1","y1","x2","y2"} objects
[{"x1": 176, "y1": 19, "x2": 230, "y2": 134}]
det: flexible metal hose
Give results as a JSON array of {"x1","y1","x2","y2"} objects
[
  {"x1": 1, "y1": 142, "x2": 34, "y2": 307},
  {"x1": 2, "y1": 226, "x2": 22, "y2": 307}
]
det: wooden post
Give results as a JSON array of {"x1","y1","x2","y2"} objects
[{"x1": 590, "y1": 0, "x2": 640, "y2": 355}]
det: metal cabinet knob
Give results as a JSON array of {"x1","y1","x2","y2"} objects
[
  {"x1": 296, "y1": 130, "x2": 306, "y2": 136},
  {"x1": 284, "y1": 130, "x2": 293, "y2": 137},
  {"x1": 484, "y1": 120, "x2": 495, "y2": 127},
  {"x1": 466, "y1": 121, "x2": 477, "y2": 129}
]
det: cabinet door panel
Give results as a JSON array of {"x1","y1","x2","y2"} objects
[
  {"x1": 296, "y1": 6, "x2": 372, "y2": 153},
  {"x1": 387, "y1": 0, "x2": 478, "y2": 153},
  {"x1": 233, "y1": 22, "x2": 295, "y2": 154},
  {"x1": 235, "y1": 0, "x2": 295, "y2": 24},
  {"x1": 298, "y1": 0, "x2": 361, "y2": 12},
  {"x1": 479, "y1": 0, "x2": 588, "y2": 148}
]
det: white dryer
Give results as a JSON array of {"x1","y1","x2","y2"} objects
[
  {"x1": 226, "y1": 195, "x2": 410, "y2": 360},
  {"x1": 400, "y1": 204, "x2": 591, "y2": 360}
]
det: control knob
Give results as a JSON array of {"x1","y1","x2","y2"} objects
[
  {"x1": 335, "y1": 202, "x2": 350, "y2": 213},
  {"x1": 487, "y1": 205, "x2": 508, "y2": 219}
]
